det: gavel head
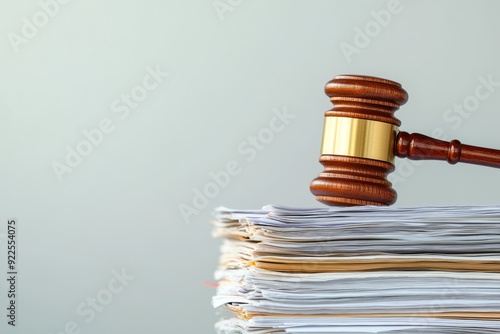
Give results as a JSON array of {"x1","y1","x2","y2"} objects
[{"x1": 310, "y1": 75, "x2": 409, "y2": 206}]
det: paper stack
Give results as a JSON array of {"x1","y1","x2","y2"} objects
[{"x1": 211, "y1": 205, "x2": 500, "y2": 333}]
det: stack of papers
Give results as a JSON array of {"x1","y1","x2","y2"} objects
[{"x1": 211, "y1": 205, "x2": 500, "y2": 333}]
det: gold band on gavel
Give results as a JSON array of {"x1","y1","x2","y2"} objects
[{"x1": 321, "y1": 116, "x2": 398, "y2": 163}]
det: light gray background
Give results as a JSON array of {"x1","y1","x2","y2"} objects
[{"x1": 1, "y1": 0, "x2": 500, "y2": 333}]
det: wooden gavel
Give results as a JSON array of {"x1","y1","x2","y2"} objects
[{"x1": 310, "y1": 74, "x2": 500, "y2": 206}]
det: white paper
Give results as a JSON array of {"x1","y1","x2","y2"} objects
[{"x1": 211, "y1": 205, "x2": 500, "y2": 333}]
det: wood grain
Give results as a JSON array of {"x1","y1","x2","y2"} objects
[
  {"x1": 311, "y1": 74, "x2": 500, "y2": 206},
  {"x1": 310, "y1": 155, "x2": 397, "y2": 206},
  {"x1": 396, "y1": 131, "x2": 500, "y2": 168},
  {"x1": 311, "y1": 75, "x2": 407, "y2": 206}
]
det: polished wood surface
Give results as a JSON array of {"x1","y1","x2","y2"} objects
[
  {"x1": 396, "y1": 132, "x2": 500, "y2": 168},
  {"x1": 311, "y1": 74, "x2": 500, "y2": 206},
  {"x1": 323, "y1": 74, "x2": 407, "y2": 126},
  {"x1": 310, "y1": 155, "x2": 397, "y2": 206}
]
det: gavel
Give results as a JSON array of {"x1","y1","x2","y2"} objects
[{"x1": 310, "y1": 74, "x2": 500, "y2": 206}]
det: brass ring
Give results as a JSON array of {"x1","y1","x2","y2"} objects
[{"x1": 321, "y1": 116, "x2": 397, "y2": 163}]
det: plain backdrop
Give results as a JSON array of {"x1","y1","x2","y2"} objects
[{"x1": 1, "y1": 0, "x2": 500, "y2": 333}]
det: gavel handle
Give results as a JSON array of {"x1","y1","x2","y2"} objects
[{"x1": 396, "y1": 132, "x2": 500, "y2": 168}]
